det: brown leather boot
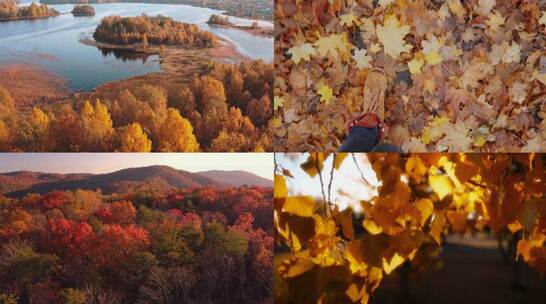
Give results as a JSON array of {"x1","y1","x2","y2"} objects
[{"x1": 361, "y1": 68, "x2": 387, "y2": 121}]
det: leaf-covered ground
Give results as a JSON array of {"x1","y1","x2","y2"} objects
[{"x1": 274, "y1": 0, "x2": 546, "y2": 152}]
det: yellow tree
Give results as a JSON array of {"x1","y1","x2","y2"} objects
[
  {"x1": 0, "y1": 86, "x2": 15, "y2": 117},
  {"x1": 210, "y1": 107, "x2": 257, "y2": 151},
  {"x1": 117, "y1": 122, "x2": 152, "y2": 152},
  {"x1": 0, "y1": 120, "x2": 9, "y2": 151},
  {"x1": 29, "y1": 107, "x2": 50, "y2": 151},
  {"x1": 156, "y1": 108, "x2": 198, "y2": 152},
  {"x1": 49, "y1": 104, "x2": 79, "y2": 151},
  {"x1": 80, "y1": 100, "x2": 114, "y2": 151}
]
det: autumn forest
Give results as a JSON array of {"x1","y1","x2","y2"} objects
[
  {"x1": 0, "y1": 59, "x2": 273, "y2": 152},
  {"x1": 0, "y1": 182, "x2": 273, "y2": 303}
]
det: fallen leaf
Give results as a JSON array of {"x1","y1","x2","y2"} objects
[
  {"x1": 376, "y1": 14, "x2": 412, "y2": 59},
  {"x1": 353, "y1": 48, "x2": 373, "y2": 69},
  {"x1": 408, "y1": 53, "x2": 425, "y2": 74},
  {"x1": 340, "y1": 11, "x2": 360, "y2": 28},
  {"x1": 274, "y1": 95, "x2": 285, "y2": 110},
  {"x1": 287, "y1": 43, "x2": 317, "y2": 64},
  {"x1": 317, "y1": 85, "x2": 334, "y2": 104},
  {"x1": 422, "y1": 36, "x2": 444, "y2": 65}
]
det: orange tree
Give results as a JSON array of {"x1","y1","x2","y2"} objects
[{"x1": 274, "y1": 153, "x2": 546, "y2": 303}]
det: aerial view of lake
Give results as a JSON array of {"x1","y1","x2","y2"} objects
[{"x1": 0, "y1": 2, "x2": 273, "y2": 90}]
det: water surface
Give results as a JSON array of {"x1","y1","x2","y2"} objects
[{"x1": 0, "y1": 2, "x2": 273, "y2": 90}]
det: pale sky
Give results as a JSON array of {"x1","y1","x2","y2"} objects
[
  {"x1": 0, "y1": 153, "x2": 273, "y2": 180},
  {"x1": 276, "y1": 153, "x2": 379, "y2": 213}
]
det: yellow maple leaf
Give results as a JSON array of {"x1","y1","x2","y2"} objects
[
  {"x1": 352, "y1": 48, "x2": 372, "y2": 69},
  {"x1": 314, "y1": 33, "x2": 352, "y2": 58},
  {"x1": 422, "y1": 36, "x2": 444, "y2": 65},
  {"x1": 376, "y1": 14, "x2": 412, "y2": 59},
  {"x1": 408, "y1": 53, "x2": 425, "y2": 74},
  {"x1": 274, "y1": 95, "x2": 284, "y2": 110},
  {"x1": 287, "y1": 43, "x2": 316, "y2": 64},
  {"x1": 340, "y1": 12, "x2": 360, "y2": 27},
  {"x1": 429, "y1": 175, "x2": 454, "y2": 200},
  {"x1": 369, "y1": 43, "x2": 382, "y2": 53},
  {"x1": 472, "y1": 132, "x2": 487, "y2": 147},
  {"x1": 485, "y1": 10, "x2": 505, "y2": 31},
  {"x1": 317, "y1": 85, "x2": 334, "y2": 104},
  {"x1": 421, "y1": 116, "x2": 449, "y2": 144}
]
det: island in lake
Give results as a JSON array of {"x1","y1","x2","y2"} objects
[
  {"x1": 71, "y1": 4, "x2": 95, "y2": 16},
  {"x1": 0, "y1": 0, "x2": 59, "y2": 21},
  {"x1": 94, "y1": 15, "x2": 217, "y2": 47}
]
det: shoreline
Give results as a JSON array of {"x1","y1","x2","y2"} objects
[
  {"x1": 217, "y1": 10, "x2": 272, "y2": 23},
  {"x1": 207, "y1": 23, "x2": 273, "y2": 38},
  {"x1": 77, "y1": 35, "x2": 249, "y2": 94},
  {"x1": 0, "y1": 13, "x2": 61, "y2": 22},
  {"x1": 41, "y1": 1, "x2": 273, "y2": 21},
  {"x1": 79, "y1": 35, "x2": 250, "y2": 64}
]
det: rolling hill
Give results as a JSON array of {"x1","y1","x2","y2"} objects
[
  {"x1": 1, "y1": 166, "x2": 271, "y2": 197},
  {"x1": 196, "y1": 170, "x2": 271, "y2": 187}
]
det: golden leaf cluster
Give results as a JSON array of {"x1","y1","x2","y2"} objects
[{"x1": 275, "y1": 153, "x2": 546, "y2": 303}]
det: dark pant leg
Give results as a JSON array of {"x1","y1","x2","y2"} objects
[
  {"x1": 370, "y1": 143, "x2": 402, "y2": 153},
  {"x1": 338, "y1": 126, "x2": 379, "y2": 152}
]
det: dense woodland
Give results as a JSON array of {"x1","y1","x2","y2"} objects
[
  {"x1": 0, "y1": 186, "x2": 273, "y2": 303},
  {"x1": 94, "y1": 15, "x2": 217, "y2": 48},
  {"x1": 0, "y1": 61, "x2": 273, "y2": 152},
  {"x1": 71, "y1": 4, "x2": 95, "y2": 16},
  {"x1": 0, "y1": 0, "x2": 59, "y2": 20}
]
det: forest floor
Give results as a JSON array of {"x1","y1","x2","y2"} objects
[{"x1": 372, "y1": 235, "x2": 546, "y2": 304}]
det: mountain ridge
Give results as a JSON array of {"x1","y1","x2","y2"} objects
[
  {"x1": 1, "y1": 165, "x2": 271, "y2": 197},
  {"x1": 196, "y1": 170, "x2": 271, "y2": 187}
]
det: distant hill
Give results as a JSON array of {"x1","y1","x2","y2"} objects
[
  {"x1": 1, "y1": 166, "x2": 270, "y2": 197},
  {"x1": 196, "y1": 170, "x2": 271, "y2": 187},
  {"x1": 0, "y1": 171, "x2": 89, "y2": 194}
]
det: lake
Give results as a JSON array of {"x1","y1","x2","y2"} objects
[{"x1": 0, "y1": 2, "x2": 273, "y2": 91}]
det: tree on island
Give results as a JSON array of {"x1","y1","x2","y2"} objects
[
  {"x1": 206, "y1": 14, "x2": 233, "y2": 26},
  {"x1": 0, "y1": 0, "x2": 59, "y2": 19},
  {"x1": 94, "y1": 14, "x2": 217, "y2": 48},
  {"x1": 71, "y1": 4, "x2": 95, "y2": 16}
]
